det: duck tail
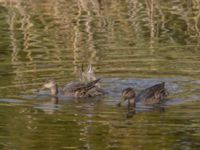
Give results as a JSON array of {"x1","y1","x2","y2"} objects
[
  {"x1": 84, "y1": 78, "x2": 101, "y2": 91},
  {"x1": 89, "y1": 78, "x2": 101, "y2": 85},
  {"x1": 161, "y1": 82, "x2": 165, "y2": 88},
  {"x1": 156, "y1": 82, "x2": 165, "y2": 88}
]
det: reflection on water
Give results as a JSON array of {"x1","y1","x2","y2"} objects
[{"x1": 0, "y1": 0, "x2": 200, "y2": 149}]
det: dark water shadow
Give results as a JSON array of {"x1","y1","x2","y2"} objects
[{"x1": 126, "y1": 105, "x2": 166, "y2": 118}]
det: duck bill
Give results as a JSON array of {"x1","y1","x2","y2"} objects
[{"x1": 39, "y1": 85, "x2": 47, "y2": 91}]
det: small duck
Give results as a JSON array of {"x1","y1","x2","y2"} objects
[
  {"x1": 118, "y1": 82, "x2": 168, "y2": 108},
  {"x1": 42, "y1": 78, "x2": 104, "y2": 98}
]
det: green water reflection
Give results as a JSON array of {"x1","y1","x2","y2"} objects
[
  {"x1": 0, "y1": 101, "x2": 200, "y2": 150},
  {"x1": 0, "y1": 0, "x2": 200, "y2": 149}
]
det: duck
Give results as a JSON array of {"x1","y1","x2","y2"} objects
[
  {"x1": 118, "y1": 82, "x2": 169, "y2": 108},
  {"x1": 42, "y1": 78, "x2": 105, "y2": 98}
]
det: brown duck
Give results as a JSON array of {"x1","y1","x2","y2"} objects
[
  {"x1": 42, "y1": 78, "x2": 105, "y2": 98},
  {"x1": 118, "y1": 82, "x2": 168, "y2": 108}
]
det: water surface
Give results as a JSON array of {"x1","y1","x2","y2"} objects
[{"x1": 0, "y1": 0, "x2": 200, "y2": 149}]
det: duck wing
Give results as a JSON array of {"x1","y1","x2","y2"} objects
[
  {"x1": 74, "y1": 78, "x2": 101, "y2": 92},
  {"x1": 63, "y1": 79, "x2": 101, "y2": 95},
  {"x1": 135, "y1": 82, "x2": 167, "y2": 104}
]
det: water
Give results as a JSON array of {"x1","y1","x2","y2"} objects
[{"x1": 0, "y1": 0, "x2": 200, "y2": 149}]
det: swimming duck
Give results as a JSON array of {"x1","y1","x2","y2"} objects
[
  {"x1": 118, "y1": 82, "x2": 168, "y2": 108},
  {"x1": 42, "y1": 78, "x2": 104, "y2": 98}
]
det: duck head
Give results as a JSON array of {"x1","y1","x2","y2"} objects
[
  {"x1": 118, "y1": 87, "x2": 136, "y2": 108},
  {"x1": 42, "y1": 79, "x2": 58, "y2": 97}
]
